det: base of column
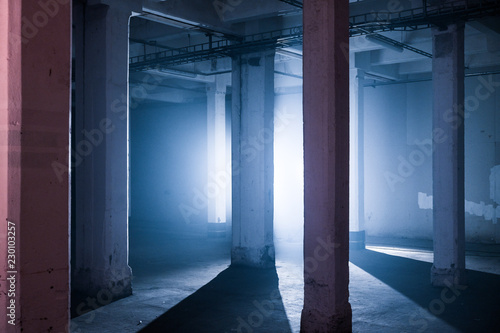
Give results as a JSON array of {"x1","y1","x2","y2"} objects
[
  {"x1": 72, "y1": 265, "x2": 132, "y2": 317},
  {"x1": 300, "y1": 303, "x2": 352, "y2": 333},
  {"x1": 231, "y1": 245, "x2": 275, "y2": 268},
  {"x1": 349, "y1": 231, "x2": 366, "y2": 250},
  {"x1": 431, "y1": 265, "x2": 466, "y2": 287}
]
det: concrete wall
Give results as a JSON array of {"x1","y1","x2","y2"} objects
[
  {"x1": 130, "y1": 101, "x2": 208, "y2": 228},
  {"x1": 364, "y1": 74, "x2": 500, "y2": 243}
]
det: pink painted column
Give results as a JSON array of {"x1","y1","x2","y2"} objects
[
  {"x1": 301, "y1": 0, "x2": 352, "y2": 332},
  {"x1": 0, "y1": 1, "x2": 22, "y2": 332},
  {"x1": 1, "y1": 0, "x2": 71, "y2": 332}
]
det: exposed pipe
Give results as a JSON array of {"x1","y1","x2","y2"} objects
[
  {"x1": 130, "y1": 38, "x2": 178, "y2": 51},
  {"x1": 275, "y1": 70, "x2": 302, "y2": 79},
  {"x1": 364, "y1": 70, "x2": 500, "y2": 87},
  {"x1": 277, "y1": 0, "x2": 303, "y2": 9},
  {"x1": 360, "y1": 27, "x2": 432, "y2": 58},
  {"x1": 365, "y1": 35, "x2": 404, "y2": 53},
  {"x1": 138, "y1": 11, "x2": 242, "y2": 41}
]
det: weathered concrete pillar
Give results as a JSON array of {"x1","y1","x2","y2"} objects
[
  {"x1": 431, "y1": 22, "x2": 466, "y2": 287},
  {"x1": 231, "y1": 51, "x2": 275, "y2": 268},
  {"x1": 72, "y1": 1, "x2": 138, "y2": 304},
  {"x1": 0, "y1": 3, "x2": 9, "y2": 328},
  {"x1": 0, "y1": 0, "x2": 71, "y2": 331},
  {"x1": 301, "y1": 0, "x2": 352, "y2": 332},
  {"x1": 349, "y1": 68, "x2": 365, "y2": 250},
  {"x1": 207, "y1": 76, "x2": 228, "y2": 225}
]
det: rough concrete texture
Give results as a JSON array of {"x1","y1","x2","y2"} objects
[
  {"x1": 232, "y1": 245, "x2": 276, "y2": 269},
  {"x1": 1, "y1": 0, "x2": 72, "y2": 332},
  {"x1": 231, "y1": 51, "x2": 275, "y2": 268},
  {"x1": 0, "y1": 0, "x2": 71, "y2": 332},
  {"x1": 72, "y1": 3, "x2": 133, "y2": 302},
  {"x1": 302, "y1": 0, "x2": 352, "y2": 331},
  {"x1": 432, "y1": 22, "x2": 466, "y2": 287},
  {"x1": 0, "y1": 2, "x2": 21, "y2": 332}
]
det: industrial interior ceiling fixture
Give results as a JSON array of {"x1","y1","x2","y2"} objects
[
  {"x1": 278, "y1": 0, "x2": 303, "y2": 8},
  {"x1": 364, "y1": 32, "x2": 432, "y2": 58},
  {"x1": 130, "y1": 26, "x2": 304, "y2": 71},
  {"x1": 130, "y1": 0, "x2": 499, "y2": 71},
  {"x1": 349, "y1": 0, "x2": 500, "y2": 36}
]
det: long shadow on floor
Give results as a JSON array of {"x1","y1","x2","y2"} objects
[
  {"x1": 350, "y1": 249, "x2": 500, "y2": 332},
  {"x1": 139, "y1": 266, "x2": 292, "y2": 333}
]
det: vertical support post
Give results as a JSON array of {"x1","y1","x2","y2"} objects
[
  {"x1": 73, "y1": 3, "x2": 134, "y2": 303},
  {"x1": 349, "y1": 68, "x2": 366, "y2": 250},
  {"x1": 231, "y1": 51, "x2": 275, "y2": 268},
  {"x1": 0, "y1": 2, "x2": 21, "y2": 332},
  {"x1": 431, "y1": 22, "x2": 466, "y2": 287},
  {"x1": 1, "y1": 0, "x2": 72, "y2": 331},
  {"x1": 301, "y1": 0, "x2": 352, "y2": 331}
]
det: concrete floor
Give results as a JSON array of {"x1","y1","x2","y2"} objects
[{"x1": 71, "y1": 226, "x2": 500, "y2": 332}]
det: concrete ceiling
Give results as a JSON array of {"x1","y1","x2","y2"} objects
[{"x1": 130, "y1": 0, "x2": 500, "y2": 102}]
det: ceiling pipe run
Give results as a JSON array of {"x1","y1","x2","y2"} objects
[{"x1": 278, "y1": 0, "x2": 303, "y2": 9}]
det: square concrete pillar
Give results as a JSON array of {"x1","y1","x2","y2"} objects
[
  {"x1": 349, "y1": 68, "x2": 366, "y2": 250},
  {"x1": 72, "y1": 2, "x2": 139, "y2": 307},
  {"x1": 0, "y1": 0, "x2": 71, "y2": 331},
  {"x1": 431, "y1": 22, "x2": 466, "y2": 287},
  {"x1": 231, "y1": 51, "x2": 275, "y2": 268},
  {"x1": 301, "y1": 0, "x2": 352, "y2": 332}
]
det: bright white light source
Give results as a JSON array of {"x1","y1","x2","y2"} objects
[
  {"x1": 274, "y1": 94, "x2": 304, "y2": 243},
  {"x1": 207, "y1": 79, "x2": 227, "y2": 224}
]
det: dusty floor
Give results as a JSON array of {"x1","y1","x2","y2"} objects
[{"x1": 71, "y1": 226, "x2": 500, "y2": 332}]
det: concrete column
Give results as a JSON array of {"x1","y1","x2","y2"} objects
[
  {"x1": 0, "y1": 3, "x2": 9, "y2": 328},
  {"x1": 301, "y1": 0, "x2": 352, "y2": 332},
  {"x1": 0, "y1": 3, "x2": 22, "y2": 332},
  {"x1": 231, "y1": 51, "x2": 275, "y2": 268},
  {"x1": 73, "y1": 2, "x2": 138, "y2": 303},
  {"x1": 431, "y1": 22, "x2": 466, "y2": 287},
  {"x1": 1, "y1": 0, "x2": 71, "y2": 331},
  {"x1": 207, "y1": 76, "x2": 228, "y2": 225},
  {"x1": 349, "y1": 68, "x2": 366, "y2": 250}
]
